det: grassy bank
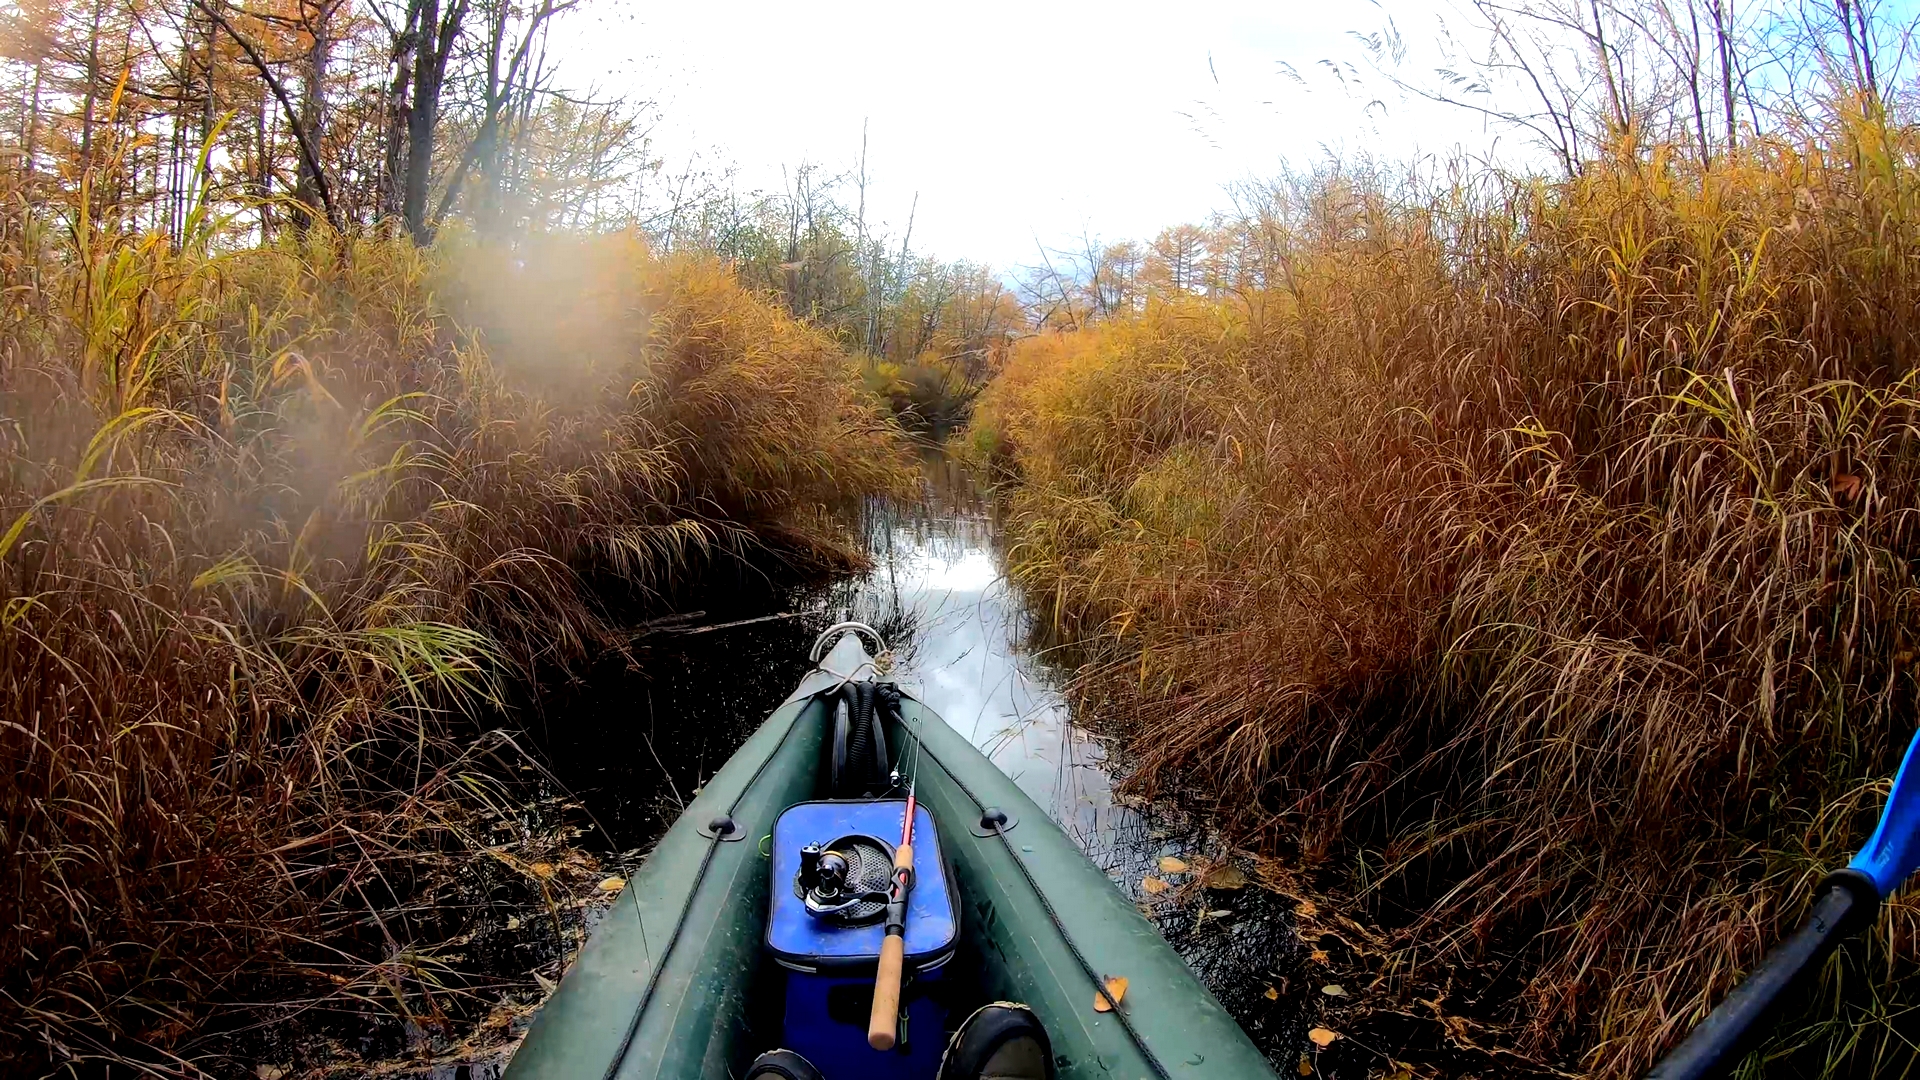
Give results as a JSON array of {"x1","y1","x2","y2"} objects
[
  {"x1": 0, "y1": 168, "x2": 907, "y2": 1072},
  {"x1": 974, "y1": 114, "x2": 1920, "y2": 1075}
]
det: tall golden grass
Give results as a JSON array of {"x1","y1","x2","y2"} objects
[
  {"x1": 976, "y1": 109, "x2": 1920, "y2": 1074},
  {"x1": 0, "y1": 148, "x2": 906, "y2": 1071}
]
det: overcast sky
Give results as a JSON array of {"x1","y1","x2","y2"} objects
[{"x1": 552, "y1": 1, "x2": 1517, "y2": 268}]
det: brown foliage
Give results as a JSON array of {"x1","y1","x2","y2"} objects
[
  {"x1": 977, "y1": 120, "x2": 1920, "y2": 1074},
  {"x1": 0, "y1": 169, "x2": 906, "y2": 1071}
]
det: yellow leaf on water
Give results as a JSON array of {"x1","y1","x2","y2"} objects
[
  {"x1": 528, "y1": 862, "x2": 555, "y2": 879},
  {"x1": 1094, "y1": 975, "x2": 1128, "y2": 1012},
  {"x1": 1141, "y1": 875, "x2": 1169, "y2": 895},
  {"x1": 1205, "y1": 864, "x2": 1248, "y2": 889},
  {"x1": 1297, "y1": 1055, "x2": 1314, "y2": 1076},
  {"x1": 1308, "y1": 1026, "x2": 1340, "y2": 1047},
  {"x1": 1264, "y1": 986, "x2": 1279, "y2": 1000},
  {"x1": 1158, "y1": 856, "x2": 1190, "y2": 874},
  {"x1": 598, "y1": 876, "x2": 626, "y2": 893}
]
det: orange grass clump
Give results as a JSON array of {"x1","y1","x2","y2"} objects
[
  {"x1": 0, "y1": 163, "x2": 907, "y2": 1071},
  {"x1": 977, "y1": 121, "x2": 1920, "y2": 1074}
]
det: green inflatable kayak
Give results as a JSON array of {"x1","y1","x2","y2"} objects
[{"x1": 506, "y1": 624, "x2": 1277, "y2": 1080}]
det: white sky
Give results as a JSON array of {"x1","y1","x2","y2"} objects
[{"x1": 553, "y1": 1, "x2": 1510, "y2": 268}]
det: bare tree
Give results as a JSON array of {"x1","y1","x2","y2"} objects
[{"x1": 378, "y1": 0, "x2": 469, "y2": 242}]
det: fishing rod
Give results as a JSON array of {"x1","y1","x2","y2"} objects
[
  {"x1": 1648, "y1": 728, "x2": 1920, "y2": 1079},
  {"x1": 868, "y1": 777, "x2": 916, "y2": 1051}
]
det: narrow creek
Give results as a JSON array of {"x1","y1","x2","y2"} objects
[{"x1": 534, "y1": 447, "x2": 1302, "y2": 1068}]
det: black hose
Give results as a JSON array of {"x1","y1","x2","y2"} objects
[
  {"x1": 1647, "y1": 869, "x2": 1880, "y2": 1080},
  {"x1": 856, "y1": 681, "x2": 888, "y2": 792},
  {"x1": 842, "y1": 683, "x2": 872, "y2": 795}
]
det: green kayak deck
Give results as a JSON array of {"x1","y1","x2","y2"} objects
[{"x1": 506, "y1": 633, "x2": 1276, "y2": 1079}]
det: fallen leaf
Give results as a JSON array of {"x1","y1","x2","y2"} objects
[
  {"x1": 1307, "y1": 1027, "x2": 1340, "y2": 1047},
  {"x1": 532, "y1": 971, "x2": 557, "y2": 994},
  {"x1": 1385, "y1": 1063, "x2": 1414, "y2": 1080},
  {"x1": 1158, "y1": 856, "x2": 1190, "y2": 874},
  {"x1": 505, "y1": 916, "x2": 521, "y2": 930},
  {"x1": 1321, "y1": 984, "x2": 1347, "y2": 997},
  {"x1": 597, "y1": 876, "x2": 626, "y2": 893},
  {"x1": 1094, "y1": 975, "x2": 1129, "y2": 1012},
  {"x1": 528, "y1": 862, "x2": 555, "y2": 879},
  {"x1": 1310, "y1": 949, "x2": 1329, "y2": 963},
  {"x1": 1205, "y1": 909, "x2": 1234, "y2": 918},
  {"x1": 1264, "y1": 986, "x2": 1280, "y2": 1000},
  {"x1": 1295, "y1": 899, "x2": 1319, "y2": 918},
  {"x1": 1205, "y1": 864, "x2": 1248, "y2": 889},
  {"x1": 1141, "y1": 875, "x2": 1169, "y2": 895},
  {"x1": 256, "y1": 1066, "x2": 286, "y2": 1080},
  {"x1": 1297, "y1": 1055, "x2": 1314, "y2": 1076}
]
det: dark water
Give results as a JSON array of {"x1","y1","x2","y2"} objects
[{"x1": 533, "y1": 449, "x2": 1302, "y2": 1065}]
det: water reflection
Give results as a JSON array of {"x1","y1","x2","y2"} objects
[
  {"x1": 831, "y1": 453, "x2": 1304, "y2": 1064},
  {"x1": 825, "y1": 451, "x2": 1145, "y2": 873}
]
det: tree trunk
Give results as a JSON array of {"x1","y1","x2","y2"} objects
[
  {"x1": 402, "y1": 0, "x2": 464, "y2": 244},
  {"x1": 256, "y1": 91, "x2": 275, "y2": 238},
  {"x1": 80, "y1": 0, "x2": 106, "y2": 167},
  {"x1": 381, "y1": 24, "x2": 414, "y2": 225},
  {"x1": 293, "y1": 0, "x2": 332, "y2": 231},
  {"x1": 23, "y1": 57, "x2": 44, "y2": 192}
]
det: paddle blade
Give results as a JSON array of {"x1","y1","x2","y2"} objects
[{"x1": 1847, "y1": 729, "x2": 1920, "y2": 898}]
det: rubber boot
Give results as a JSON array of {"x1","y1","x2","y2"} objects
[
  {"x1": 937, "y1": 1002, "x2": 1055, "y2": 1080},
  {"x1": 744, "y1": 1049, "x2": 825, "y2": 1080}
]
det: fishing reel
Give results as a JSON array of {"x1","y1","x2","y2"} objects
[{"x1": 796, "y1": 834, "x2": 895, "y2": 924}]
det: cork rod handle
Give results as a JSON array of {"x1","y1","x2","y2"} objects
[
  {"x1": 867, "y1": 934, "x2": 906, "y2": 1050},
  {"x1": 867, "y1": 840, "x2": 913, "y2": 1051}
]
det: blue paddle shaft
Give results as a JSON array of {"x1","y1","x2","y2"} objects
[
  {"x1": 1647, "y1": 726, "x2": 1920, "y2": 1079},
  {"x1": 1646, "y1": 873, "x2": 1875, "y2": 1080}
]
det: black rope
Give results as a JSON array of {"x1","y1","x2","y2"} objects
[
  {"x1": 919, "y1": 732, "x2": 1174, "y2": 1080},
  {"x1": 600, "y1": 702, "x2": 809, "y2": 1080}
]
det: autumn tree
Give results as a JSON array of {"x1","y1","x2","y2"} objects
[{"x1": 0, "y1": 0, "x2": 646, "y2": 244}]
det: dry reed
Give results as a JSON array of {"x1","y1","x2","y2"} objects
[
  {"x1": 0, "y1": 146, "x2": 907, "y2": 1074},
  {"x1": 977, "y1": 110, "x2": 1920, "y2": 1075}
]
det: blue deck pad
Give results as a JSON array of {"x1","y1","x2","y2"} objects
[{"x1": 767, "y1": 800, "x2": 957, "y2": 968}]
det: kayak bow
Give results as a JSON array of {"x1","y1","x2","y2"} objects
[{"x1": 505, "y1": 624, "x2": 1277, "y2": 1080}]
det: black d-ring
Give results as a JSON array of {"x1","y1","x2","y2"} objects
[
  {"x1": 970, "y1": 807, "x2": 1018, "y2": 837},
  {"x1": 699, "y1": 814, "x2": 747, "y2": 841}
]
